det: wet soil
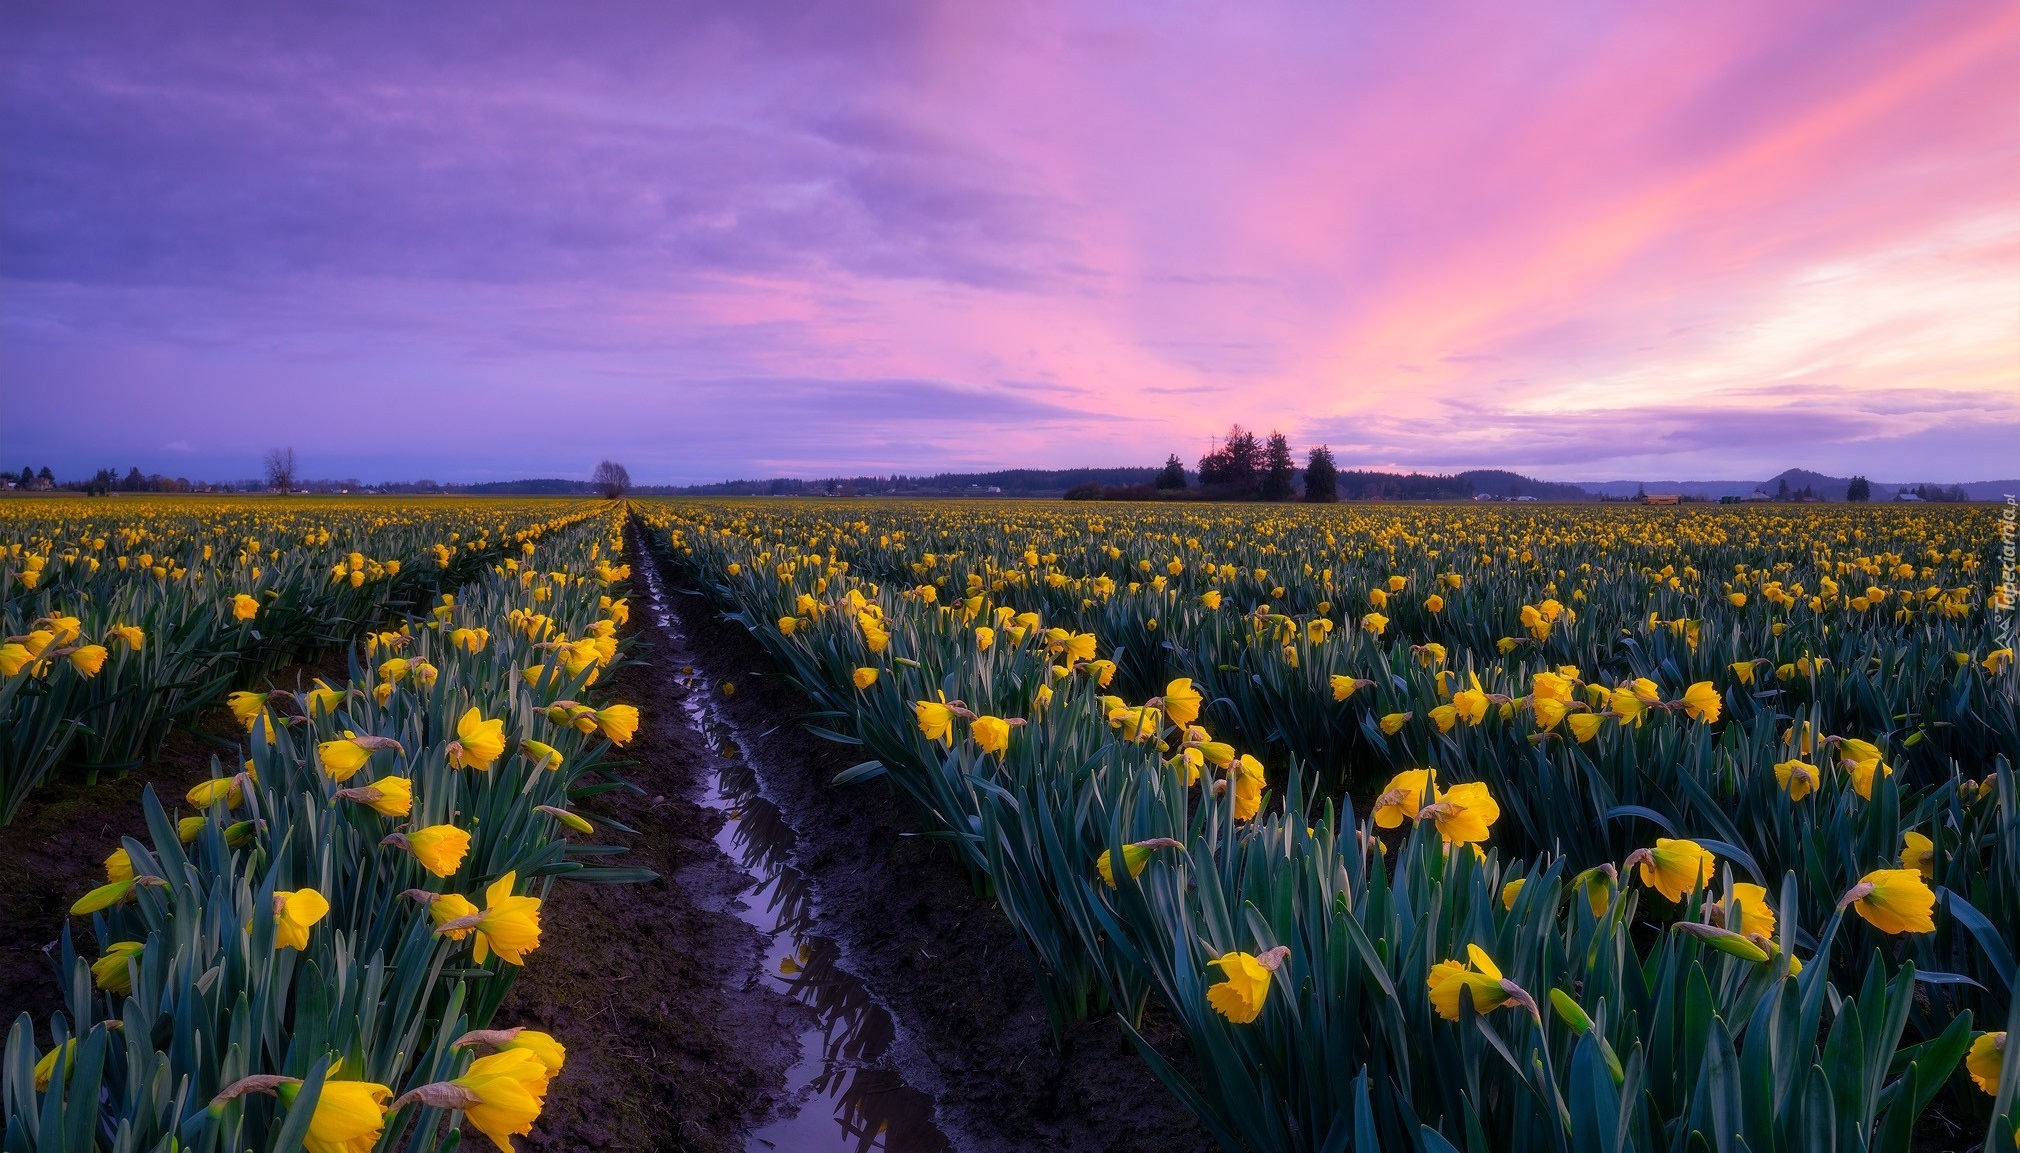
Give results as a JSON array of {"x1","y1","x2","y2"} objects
[
  {"x1": 501, "y1": 603, "x2": 811, "y2": 1152},
  {"x1": 640, "y1": 529, "x2": 1213, "y2": 1153},
  {"x1": 0, "y1": 653, "x2": 347, "y2": 1044}
]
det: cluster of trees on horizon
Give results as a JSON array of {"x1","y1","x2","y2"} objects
[
  {"x1": 9, "y1": 450, "x2": 638, "y2": 499},
  {"x1": 1068, "y1": 425, "x2": 1475, "y2": 503}
]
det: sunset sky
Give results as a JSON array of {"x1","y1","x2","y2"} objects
[{"x1": 3, "y1": 0, "x2": 2015, "y2": 485}]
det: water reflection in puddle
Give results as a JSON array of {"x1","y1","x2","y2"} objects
[{"x1": 639, "y1": 547, "x2": 955, "y2": 1153}]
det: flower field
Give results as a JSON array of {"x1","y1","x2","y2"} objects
[
  {"x1": 3, "y1": 497, "x2": 645, "y2": 1151},
  {"x1": 638, "y1": 498, "x2": 2018, "y2": 1152},
  {"x1": 3, "y1": 495, "x2": 2015, "y2": 1152}
]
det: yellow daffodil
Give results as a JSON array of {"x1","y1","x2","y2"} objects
[
  {"x1": 1967, "y1": 1032, "x2": 2006, "y2": 1095},
  {"x1": 317, "y1": 733, "x2": 399, "y2": 783},
  {"x1": 296, "y1": 1078, "x2": 393, "y2": 1153},
  {"x1": 1421, "y1": 780, "x2": 1499, "y2": 845},
  {"x1": 1231, "y1": 754, "x2": 1265, "y2": 821},
  {"x1": 33, "y1": 1039, "x2": 76, "y2": 1091},
  {"x1": 1566, "y1": 713, "x2": 1604, "y2": 743},
  {"x1": 1095, "y1": 838, "x2": 1183, "y2": 887},
  {"x1": 1726, "y1": 882, "x2": 1775, "y2": 937},
  {"x1": 447, "y1": 708, "x2": 506, "y2": 770},
  {"x1": 1629, "y1": 838, "x2": 1716, "y2": 903},
  {"x1": 455, "y1": 1049, "x2": 550, "y2": 1150},
  {"x1": 460, "y1": 871, "x2": 543, "y2": 965},
  {"x1": 915, "y1": 698, "x2": 955, "y2": 744},
  {"x1": 970, "y1": 715, "x2": 1011, "y2": 756},
  {"x1": 1679, "y1": 681, "x2": 1720, "y2": 723},
  {"x1": 187, "y1": 776, "x2": 245, "y2": 809},
  {"x1": 1900, "y1": 831, "x2": 1934, "y2": 878},
  {"x1": 274, "y1": 888, "x2": 331, "y2": 950},
  {"x1": 393, "y1": 824, "x2": 471, "y2": 878},
  {"x1": 1161, "y1": 678, "x2": 1202, "y2": 726},
  {"x1": 1427, "y1": 944, "x2": 1534, "y2": 1021},
  {"x1": 1773, "y1": 759, "x2": 1820, "y2": 801},
  {"x1": 1373, "y1": 769, "x2": 1432, "y2": 828},
  {"x1": 91, "y1": 940, "x2": 145, "y2": 994},
  {"x1": 1330, "y1": 675, "x2": 1372, "y2": 701},
  {"x1": 66, "y1": 645, "x2": 109, "y2": 676},
  {"x1": 1205, "y1": 946, "x2": 1289, "y2": 1024},
  {"x1": 336, "y1": 776, "x2": 413, "y2": 817},
  {"x1": 1451, "y1": 675, "x2": 1489, "y2": 726},
  {"x1": 1842, "y1": 869, "x2": 1935, "y2": 934}
]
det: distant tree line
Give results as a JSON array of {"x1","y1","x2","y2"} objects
[
  {"x1": 1074, "y1": 425, "x2": 1497, "y2": 504},
  {"x1": 1907, "y1": 483, "x2": 1970, "y2": 503}
]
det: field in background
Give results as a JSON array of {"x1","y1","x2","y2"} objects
[{"x1": 2, "y1": 495, "x2": 2015, "y2": 1152}]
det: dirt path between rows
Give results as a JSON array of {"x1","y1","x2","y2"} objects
[
  {"x1": 500, "y1": 589, "x2": 810, "y2": 1152},
  {"x1": 634, "y1": 525, "x2": 1212, "y2": 1153}
]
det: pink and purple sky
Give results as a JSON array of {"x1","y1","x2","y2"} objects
[{"x1": 2, "y1": 0, "x2": 2015, "y2": 485}]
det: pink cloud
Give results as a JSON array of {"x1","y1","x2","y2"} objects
[{"x1": 3, "y1": 0, "x2": 2013, "y2": 482}]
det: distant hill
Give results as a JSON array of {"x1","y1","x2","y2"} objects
[{"x1": 1581, "y1": 469, "x2": 2016, "y2": 502}]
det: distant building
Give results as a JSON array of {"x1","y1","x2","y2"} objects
[
  {"x1": 1743, "y1": 491, "x2": 1770, "y2": 502},
  {"x1": 1511, "y1": 495, "x2": 1537, "y2": 502},
  {"x1": 1643, "y1": 493, "x2": 1680, "y2": 505},
  {"x1": 1472, "y1": 493, "x2": 1500, "y2": 501},
  {"x1": 1894, "y1": 492, "x2": 1923, "y2": 502}
]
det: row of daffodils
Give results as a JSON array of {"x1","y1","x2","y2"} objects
[
  {"x1": 4, "y1": 503, "x2": 645, "y2": 1152},
  {"x1": 639, "y1": 498, "x2": 2017, "y2": 1153},
  {"x1": 1, "y1": 497, "x2": 610, "y2": 824}
]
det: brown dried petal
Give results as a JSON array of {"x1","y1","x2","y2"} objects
[
  {"x1": 211, "y1": 1074, "x2": 299, "y2": 1106},
  {"x1": 391, "y1": 1082, "x2": 484, "y2": 1111}
]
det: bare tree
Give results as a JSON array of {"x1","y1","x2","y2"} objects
[
  {"x1": 264, "y1": 447, "x2": 297, "y2": 492},
  {"x1": 591, "y1": 460, "x2": 631, "y2": 499}
]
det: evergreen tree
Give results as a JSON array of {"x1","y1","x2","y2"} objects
[
  {"x1": 1224, "y1": 426, "x2": 1260, "y2": 490},
  {"x1": 1846, "y1": 475, "x2": 1871, "y2": 502},
  {"x1": 1196, "y1": 446, "x2": 1227, "y2": 487},
  {"x1": 1261, "y1": 431, "x2": 1295, "y2": 500},
  {"x1": 1155, "y1": 454, "x2": 1188, "y2": 490},
  {"x1": 1198, "y1": 425, "x2": 1261, "y2": 493},
  {"x1": 37, "y1": 466, "x2": 54, "y2": 483},
  {"x1": 1635, "y1": 483, "x2": 1647, "y2": 501},
  {"x1": 1303, "y1": 445, "x2": 1338, "y2": 503},
  {"x1": 123, "y1": 466, "x2": 146, "y2": 492}
]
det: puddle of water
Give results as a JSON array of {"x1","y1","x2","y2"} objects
[{"x1": 638, "y1": 546, "x2": 956, "y2": 1153}]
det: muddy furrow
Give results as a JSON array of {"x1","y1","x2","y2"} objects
[{"x1": 631, "y1": 524, "x2": 1212, "y2": 1153}]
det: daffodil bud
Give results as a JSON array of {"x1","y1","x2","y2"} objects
[
  {"x1": 1673, "y1": 921, "x2": 1771, "y2": 963},
  {"x1": 535, "y1": 804, "x2": 593, "y2": 834},
  {"x1": 1548, "y1": 988, "x2": 1592, "y2": 1034}
]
